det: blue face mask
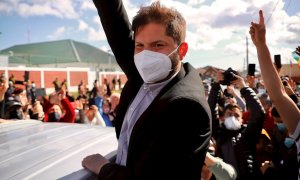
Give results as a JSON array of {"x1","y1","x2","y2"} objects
[
  {"x1": 276, "y1": 123, "x2": 286, "y2": 132},
  {"x1": 284, "y1": 137, "x2": 295, "y2": 149}
]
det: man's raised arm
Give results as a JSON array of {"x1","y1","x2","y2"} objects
[
  {"x1": 93, "y1": 0, "x2": 135, "y2": 75},
  {"x1": 249, "y1": 10, "x2": 300, "y2": 133}
]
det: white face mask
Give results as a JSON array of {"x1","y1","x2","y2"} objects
[
  {"x1": 257, "y1": 88, "x2": 266, "y2": 94},
  {"x1": 224, "y1": 103, "x2": 230, "y2": 108},
  {"x1": 134, "y1": 46, "x2": 179, "y2": 83},
  {"x1": 224, "y1": 116, "x2": 241, "y2": 130}
]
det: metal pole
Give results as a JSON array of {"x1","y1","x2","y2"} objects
[
  {"x1": 109, "y1": 54, "x2": 111, "y2": 71},
  {"x1": 28, "y1": 55, "x2": 31, "y2": 67},
  {"x1": 108, "y1": 50, "x2": 112, "y2": 71},
  {"x1": 246, "y1": 36, "x2": 249, "y2": 72}
]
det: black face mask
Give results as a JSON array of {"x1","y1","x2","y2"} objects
[
  {"x1": 48, "y1": 112, "x2": 61, "y2": 122},
  {"x1": 9, "y1": 110, "x2": 24, "y2": 120},
  {"x1": 30, "y1": 113, "x2": 39, "y2": 120}
]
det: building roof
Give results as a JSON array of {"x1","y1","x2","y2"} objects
[
  {"x1": 0, "y1": 39, "x2": 116, "y2": 66},
  {"x1": 197, "y1": 65, "x2": 226, "y2": 79},
  {"x1": 279, "y1": 64, "x2": 300, "y2": 77}
]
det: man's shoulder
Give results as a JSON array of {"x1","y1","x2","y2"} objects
[
  {"x1": 180, "y1": 63, "x2": 203, "y2": 90},
  {"x1": 170, "y1": 64, "x2": 211, "y2": 113},
  {"x1": 182, "y1": 62, "x2": 196, "y2": 71}
]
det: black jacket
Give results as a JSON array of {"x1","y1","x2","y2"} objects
[
  {"x1": 208, "y1": 83, "x2": 265, "y2": 179},
  {"x1": 93, "y1": 0, "x2": 212, "y2": 179},
  {"x1": 0, "y1": 99, "x2": 5, "y2": 119}
]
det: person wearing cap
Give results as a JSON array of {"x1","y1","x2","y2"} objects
[
  {"x1": 256, "y1": 129, "x2": 272, "y2": 167},
  {"x1": 5, "y1": 98, "x2": 24, "y2": 120},
  {"x1": 13, "y1": 87, "x2": 23, "y2": 95},
  {"x1": 0, "y1": 75, "x2": 24, "y2": 120}
]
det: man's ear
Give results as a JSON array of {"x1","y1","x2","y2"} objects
[{"x1": 178, "y1": 42, "x2": 188, "y2": 60}]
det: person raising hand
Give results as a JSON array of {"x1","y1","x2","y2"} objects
[
  {"x1": 249, "y1": 10, "x2": 300, "y2": 134},
  {"x1": 249, "y1": 10, "x2": 300, "y2": 178}
]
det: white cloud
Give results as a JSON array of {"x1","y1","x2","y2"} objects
[
  {"x1": 84, "y1": 16, "x2": 106, "y2": 41},
  {"x1": 122, "y1": 0, "x2": 140, "y2": 22},
  {"x1": 87, "y1": 28, "x2": 106, "y2": 41},
  {"x1": 0, "y1": 2, "x2": 14, "y2": 13},
  {"x1": 48, "y1": 26, "x2": 67, "y2": 40},
  {"x1": 0, "y1": 0, "x2": 79, "y2": 19},
  {"x1": 187, "y1": 0, "x2": 206, "y2": 6},
  {"x1": 87, "y1": 0, "x2": 138, "y2": 41},
  {"x1": 81, "y1": 1, "x2": 95, "y2": 10},
  {"x1": 56, "y1": 0, "x2": 79, "y2": 19},
  {"x1": 93, "y1": 16, "x2": 102, "y2": 27},
  {"x1": 224, "y1": 37, "x2": 247, "y2": 55},
  {"x1": 18, "y1": 3, "x2": 62, "y2": 17},
  {"x1": 176, "y1": 0, "x2": 298, "y2": 59},
  {"x1": 78, "y1": 20, "x2": 88, "y2": 31},
  {"x1": 84, "y1": 0, "x2": 298, "y2": 69},
  {"x1": 100, "y1": 45, "x2": 111, "y2": 52},
  {"x1": 1, "y1": 0, "x2": 299, "y2": 69}
]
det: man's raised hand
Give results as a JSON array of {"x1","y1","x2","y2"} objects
[{"x1": 249, "y1": 10, "x2": 266, "y2": 46}]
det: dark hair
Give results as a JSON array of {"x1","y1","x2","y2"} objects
[
  {"x1": 224, "y1": 103, "x2": 242, "y2": 113},
  {"x1": 223, "y1": 89, "x2": 233, "y2": 98},
  {"x1": 258, "y1": 92, "x2": 272, "y2": 105},
  {"x1": 271, "y1": 107, "x2": 280, "y2": 118},
  {"x1": 132, "y1": 1, "x2": 186, "y2": 45}
]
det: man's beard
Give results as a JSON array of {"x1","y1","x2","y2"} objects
[{"x1": 169, "y1": 53, "x2": 181, "y2": 77}]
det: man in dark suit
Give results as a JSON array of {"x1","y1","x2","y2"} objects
[{"x1": 82, "y1": 1, "x2": 211, "y2": 179}]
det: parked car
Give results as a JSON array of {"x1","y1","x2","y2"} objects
[{"x1": 0, "y1": 120, "x2": 117, "y2": 180}]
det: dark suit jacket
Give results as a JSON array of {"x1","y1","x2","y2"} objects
[{"x1": 93, "y1": 0, "x2": 211, "y2": 179}]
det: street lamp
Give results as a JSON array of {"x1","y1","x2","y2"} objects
[{"x1": 233, "y1": 31, "x2": 249, "y2": 75}]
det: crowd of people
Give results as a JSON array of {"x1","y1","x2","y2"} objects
[
  {"x1": 0, "y1": 76, "x2": 120, "y2": 128},
  {"x1": 1, "y1": 1, "x2": 300, "y2": 180},
  {"x1": 200, "y1": 11, "x2": 300, "y2": 179}
]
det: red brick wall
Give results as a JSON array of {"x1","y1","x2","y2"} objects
[
  {"x1": 44, "y1": 71, "x2": 67, "y2": 88},
  {"x1": 29, "y1": 71, "x2": 41, "y2": 88},
  {"x1": 8, "y1": 70, "x2": 25, "y2": 82},
  {"x1": 2, "y1": 69, "x2": 126, "y2": 91},
  {"x1": 5, "y1": 70, "x2": 27, "y2": 89},
  {"x1": 99, "y1": 73, "x2": 127, "y2": 89},
  {"x1": 70, "y1": 71, "x2": 88, "y2": 86}
]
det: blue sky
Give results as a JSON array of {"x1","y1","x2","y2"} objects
[{"x1": 0, "y1": 0, "x2": 299, "y2": 71}]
